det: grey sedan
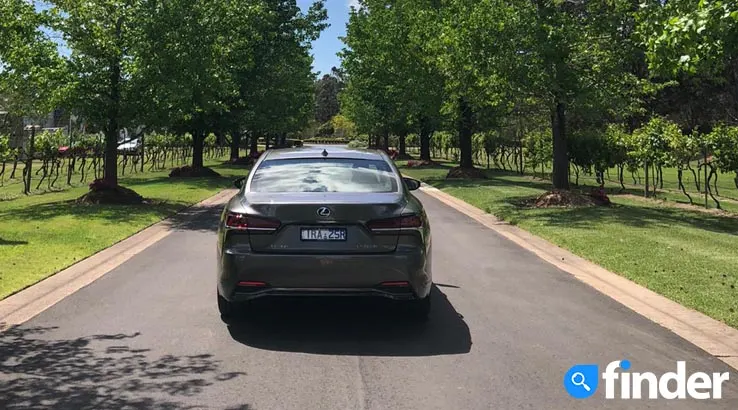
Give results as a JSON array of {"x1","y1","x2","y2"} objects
[{"x1": 216, "y1": 146, "x2": 432, "y2": 320}]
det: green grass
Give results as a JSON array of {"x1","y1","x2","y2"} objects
[
  {"x1": 400, "y1": 161, "x2": 738, "y2": 329},
  {"x1": 0, "y1": 157, "x2": 248, "y2": 300}
]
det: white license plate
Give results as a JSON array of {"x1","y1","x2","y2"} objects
[{"x1": 300, "y1": 228, "x2": 347, "y2": 241}]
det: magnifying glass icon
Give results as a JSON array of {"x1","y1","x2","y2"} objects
[{"x1": 571, "y1": 372, "x2": 591, "y2": 391}]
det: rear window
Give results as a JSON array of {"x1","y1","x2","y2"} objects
[{"x1": 250, "y1": 158, "x2": 399, "y2": 193}]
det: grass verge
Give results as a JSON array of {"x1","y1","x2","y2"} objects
[
  {"x1": 0, "y1": 158, "x2": 248, "y2": 300},
  {"x1": 400, "y1": 161, "x2": 738, "y2": 329}
]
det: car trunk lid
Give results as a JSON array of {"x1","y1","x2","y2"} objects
[{"x1": 244, "y1": 192, "x2": 405, "y2": 254}]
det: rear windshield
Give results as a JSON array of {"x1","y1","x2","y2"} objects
[{"x1": 250, "y1": 158, "x2": 399, "y2": 193}]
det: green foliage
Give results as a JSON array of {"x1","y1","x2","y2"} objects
[
  {"x1": 347, "y1": 139, "x2": 365, "y2": 149},
  {"x1": 75, "y1": 134, "x2": 104, "y2": 152},
  {"x1": 569, "y1": 129, "x2": 618, "y2": 178},
  {"x1": 639, "y1": 0, "x2": 738, "y2": 76},
  {"x1": 330, "y1": 114, "x2": 356, "y2": 139},
  {"x1": 316, "y1": 122, "x2": 335, "y2": 138},
  {"x1": 629, "y1": 117, "x2": 680, "y2": 166},
  {"x1": 523, "y1": 130, "x2": 553, "y2": 172},
  {"x1": 0, "y1": 135, "x2": 17, "y2": 162},
  {"x1": 33, "y1": 130, "x2": 66, "y2": 158},
  {"x1": 707, "y1": 125, "x2": 738, "y2": 174},
  {"x1": 340, "y1": 0, "x2": 444, "y2": 139},
  {"x1": 0, "y1": 0, "x2": 66, "y2": 117}
]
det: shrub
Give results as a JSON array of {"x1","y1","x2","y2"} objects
[
  {"x1": 347, "y1": 139, "x2": 365, "y2": 149},
  {"x1": 316, "y1": 122, "x2": 334, "y2": 137}
]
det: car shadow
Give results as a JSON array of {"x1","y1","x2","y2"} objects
[{"x1": 227, "y1": 286, "x2": 472, "y2": 357}]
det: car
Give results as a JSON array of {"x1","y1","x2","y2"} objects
[{"x1": 216, "y1": 146, "x2": 432, "y2": 321}]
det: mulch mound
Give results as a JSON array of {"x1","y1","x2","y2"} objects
[
  {"x1": 534, "y1": 190, "x2": 596, "y2": 208},
  {"x1": 406, "y1": 160, "x2": 436, "y2": 168},
  {"x1": 227, "y1": 157, "x2": 256, "y2": 167},
  {"x1": 446, "y1": 167, "x2": 487, "y2": 179},
  {"x1": 169, "y1": 166, "x2": 222, "y2": 178},
  {"x1": 77, "y1": 182, "x2": 144, "y2": 205}
]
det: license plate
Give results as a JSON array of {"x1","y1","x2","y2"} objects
[{"x1": 300, "y1": 228, "x2": 347, "y2": 241}]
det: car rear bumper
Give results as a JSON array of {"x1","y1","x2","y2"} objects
[{"x1": 218, "y1": 247, "x2": 431, "y2": 302}]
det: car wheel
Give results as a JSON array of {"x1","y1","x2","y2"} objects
[{"x1": 404, "y1": 295, "x2": 431, "y2": 322}]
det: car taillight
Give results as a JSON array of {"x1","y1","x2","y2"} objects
[
  {"x1": 225, "y1": 213, "x2": 280, "y2": 231},
  {"x1": 366, "y1": 215, "x2": 423, "y2": 232}
]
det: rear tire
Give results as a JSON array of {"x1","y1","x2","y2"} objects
[{"x1": 404, "y1": 295, "x2": 431, "y2": 322}]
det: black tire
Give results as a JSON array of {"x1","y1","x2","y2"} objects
[{"x1": 404, "y1": 295, "x2": 431, "y2": 322}]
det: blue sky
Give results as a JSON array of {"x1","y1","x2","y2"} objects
[{"x1": 299, "y1": 0, "x2": 354, "y2": 76}]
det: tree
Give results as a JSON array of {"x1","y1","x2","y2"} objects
[
  {"x1": 314, "y1": 73, "x2": 342, "y2": 124},
  {"x1": 1, "y1": 0, "x2": 66, "y2": 194},
  {"x1": 341, "y1": 0, "x2": 445, "y2": 160},
  {"x1": 50, "y1": 0, "x2": 142, "y2": 188}
]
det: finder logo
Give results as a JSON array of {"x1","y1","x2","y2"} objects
[{"x1": 564, "y1": 360, "x2": 730, "y2": 400}]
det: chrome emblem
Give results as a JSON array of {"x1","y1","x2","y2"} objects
[{"x1": 317, "y1": 207, "x2": 331, "y2": 217}]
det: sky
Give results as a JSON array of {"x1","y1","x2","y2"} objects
[{"x1": 298, "y1": 0, "x2": 356, "y2": 76}]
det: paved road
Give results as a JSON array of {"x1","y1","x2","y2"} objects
[{"x1": 1, "y1": 191, "x2": 736, "y2": 409}]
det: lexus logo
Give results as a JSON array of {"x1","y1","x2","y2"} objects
[{"x1": 316, "y1": 207, "x2": 331, "y2": 217}]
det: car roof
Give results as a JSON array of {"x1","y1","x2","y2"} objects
[{"x1": 263, "y1": 146, "x2": 386, "y2": 161}]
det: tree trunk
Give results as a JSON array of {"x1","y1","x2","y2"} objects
[
  {"x1": 644, "y1": 160, "x2": 650, "y2": 198},
  {"x1": 707, "y1": 167, "x2": 721, "y2": 209},
  {"x1": 249, "y1": 132, "x2": 258, "y2": 156},
  {"x1": 551, "y1": 101, "x2": 569, "y2": 189},
  {"x1": 104, "y1": 23, "x2": 122, "y2": 186},
  {"x1": 265, "y1": 134, "x2": 271, "y2": 150},
  {"x1": 678, "y1": 168, "x2": 693, "y2": 204},
  {"x1": 703, "y1": 149, "x2": 708, "y2": 209},
  {"x1": 192, "y1": 130, "x2": 204, "y2": 168},
  {"x1": 419, "y1": 120, "x2": 431, "y2": 161},
  {"x1": 10, "y1": 155, "x2": 19, "y2": 179},
  {"x1": 458, "y1": 97, "x2": 474, "y2": 169},
  {"x1": 687, "y1": 163, "x2": 700, "y2": 191},
  {"x1": 24, "y1": 126, "x2": 35, "y2": 194},
  {"x1": 382, "y1": 131, "x2": 389, "y2": 151},
  {"x1": 140, "y1": 133, "x2": 145, "y2": 173},
  {"x1": 230, "y1": 129, "x2": 241, "y2": 161},
  {"x1": 399, "y1": 134, "x2": 407, "y2": 156},
  {"x1": 518, "y1": 144, "x2": 524, "y2": 175}
]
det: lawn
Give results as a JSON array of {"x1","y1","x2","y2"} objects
[
  {"x1": 400, "y1": 161, "x2": 738, "y2": 329},
  {"x1": 0, "y1": 158, "x2": 248, "y2": 300}
]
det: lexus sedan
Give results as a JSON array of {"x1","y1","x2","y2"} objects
[{"x1": 216, "y1": 146, "x2": 432, "y2": 320}]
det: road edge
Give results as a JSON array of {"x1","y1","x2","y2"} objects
[
  {"x1": 419, "y1": 184, "x2": 738, "y2": 371},
  {"x1": 0, "y1": 188, "x2": 237, "y2": 332}
]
